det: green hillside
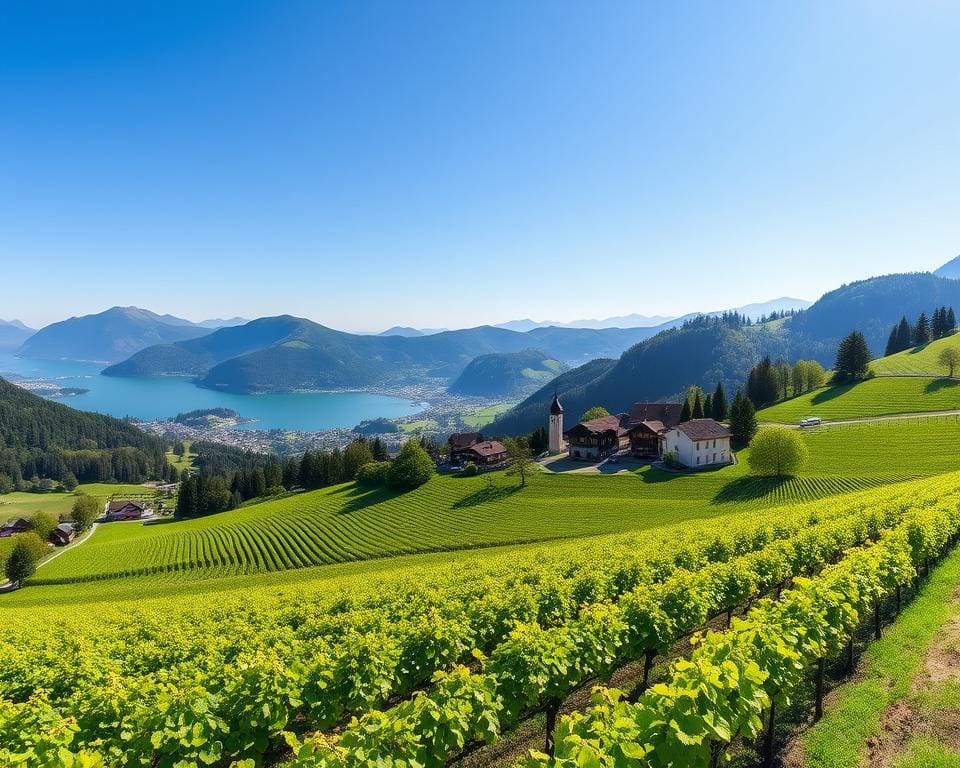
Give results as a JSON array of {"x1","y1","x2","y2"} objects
[
  {"x1": 870, "y1": 333, "x2": 960, "y2": 376},
  {"x1": 757, "y1": 376, "x2": 960, "y2": 422},
  {"x1": 447, "y1": 347, "x2": 568, "y2": 397},
  {"x1": 29, "y1": 417, "x2": 960, "y2": 585}
]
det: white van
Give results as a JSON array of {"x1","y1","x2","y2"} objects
[{"x1": 799, "y1": 416, "x2": 822, "y2": 427}]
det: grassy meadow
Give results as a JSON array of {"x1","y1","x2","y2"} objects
[
  {"x1": 871, "y1": 333, "x2": 960, "y2": 376},
  {"x1": 462, "y1": 401, "x2": 515, "y2": 427},
  {"x1": 24, "y1": 417, "x2": 960, "y2": 587},
  {"x1": 757, "y1": 376, "x2": 960, "y2": 423}
]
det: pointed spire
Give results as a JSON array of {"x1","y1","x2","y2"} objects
[{"x1": 550, "y1": 391, "x2": 564, "y2": 415}]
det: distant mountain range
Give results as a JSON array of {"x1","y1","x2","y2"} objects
[
  {"x1": 15, "y1": 307, "x2": 213, "y2": 362},
  {"x1": 0, "y1": 319, "x2": 35, "y2": 352},
  {"x1": 102, "y1": 317, "x2": 658, "y2": 393},
  {"x1": 934, "y1": 255, "x2": 960, "y2": 280}
]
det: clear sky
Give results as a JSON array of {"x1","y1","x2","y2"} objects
[{"x1": 2, "y1": 1, "x2": 958, "y2": 331}]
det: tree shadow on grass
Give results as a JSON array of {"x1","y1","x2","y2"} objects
[
  {"x1": 452, "y1": 484, "x2": 522, "y2": 508},
  {"x1": 908, "y1": 342, "x2": 931, "y2": 355},
  {"x1": 336, "y1": 485, "x2": 401, "y2": 514},
  {"x1": 809, "y1": 383, "x2": 856, "y2": 405},
  {"x1": 925, "y1": 378, "x2": 960, "y2": 393},
  {"x1": 712, "y1": 475, "x2": 792, "y2": 504}
]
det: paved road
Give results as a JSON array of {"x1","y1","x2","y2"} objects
[{"x1": 762, "y1": 409, "x2": 960, "y2": 428}]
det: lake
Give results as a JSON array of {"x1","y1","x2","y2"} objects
[{"x1": 0, "y1": 353, "x2": 427, "y2": 431}]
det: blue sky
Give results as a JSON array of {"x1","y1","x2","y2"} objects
[{"x1": 1, "y1": 1, "x2": 958, "y2": 331}]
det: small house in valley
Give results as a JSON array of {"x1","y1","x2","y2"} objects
[
  {"x1": 663, "y1": 419, "x2": 732, "y2": 468},
  {"x1": 448, "y1": 432, "x2": 483, "y2": 463},
  {"x1": 454, "y1": 440, "x2": 508, "y2": 468},
  {"x1": 0, "y1": 517, "x2": 31, "y2": 538},
  {"x1": 49, "y1": 522, "x2": 76, "y2": 547},
  {"x1": 627, "y1": 403, "x2": 684, "y2": 459},
  {"x1": 105, "y1": 500, "x2": 151, "y2": 521}
]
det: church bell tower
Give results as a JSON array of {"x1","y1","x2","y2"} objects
[{"x1": 548, "y1": 392, "x2": 564, "y2": 454}]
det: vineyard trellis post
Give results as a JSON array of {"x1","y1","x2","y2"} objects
[
  {"x1": 763, "y1": 700, "x2": 777, "y2": 768},
  {"x1": 544, "y1": 698, "x2": 560, "y2": 756},
  {"x1": 874, "y1": 601, "x2": 882, "y2": 640},
  {"x1": 814, "y1": 657, "x2": 825, "y2": 721}
]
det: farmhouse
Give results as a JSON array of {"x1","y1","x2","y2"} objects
[
  {"x1": 0, "y1": 517, "x2": 31, "y2": 537},
  {"x1": 49, "y1": 522, "x2": 76, "y2": 546},
  {"x1": 562, "y1": 402, "x2": 685, "y2": 461},
  {"x1": 564, "y1": 414, "x2": 632, "y2": 461},
  {"x1": 454, "y1": 440, "x2": 508, "y2": 467},
  {"x1": 448, "y1": 432, "x2": 484, "y2": 464},
  {"x1": 627, "y1": 402, "x2": 684, "y2": 459},
  {"x1": 105, "y1": 500, "x2": 151, "y2": 521},
  {"x1": 663, "y1": 419, "x2": 732, "y2": 468}
]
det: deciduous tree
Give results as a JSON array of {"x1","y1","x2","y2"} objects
[
  {"x1": 387, "y1": 440, "x2": 435, "y2": 490},
  {"x1": 4, "y1": 533, "x2": 46, "y2": 587},
  {"x1": 747, "y1": 426, "x2": 809, "y2": 477},
  {"x1": 503, "y1": 436, "x2": 534, "y2": 488},
  {"x1": 938, "y1": 346, "x2": 960, "y2": 378},
  {"x1": 580, "y1": 406, "x2": 610, "y2": 422}
]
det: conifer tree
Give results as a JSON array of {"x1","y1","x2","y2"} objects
[
  {"x1": 712, "y1": 382, "x2": 728, "y2": 420},
  {"x1": 703, "y1": 393, "x2": 712, "y2": 420},
  {"x1": 729, "y1": 391, "x2": 758, "y2": 446},
  {"x1": 914, "y1": 312, "x2": 930, "y2": 345},
  {"x1": 679, "y1": 398, "x2": 691, "y2": 422},
  {"x1": 896, "y1": 316, "x2": 913, "y2": 352},
  {"x1": 692, "y1": 392, "x2": 704, "y2": 419},
  {"x1": 833, "y1": 330, "x2": 872, "y2": 382},
  {"x1": 948, "y1": 307, "x2": 957, "y2": 333},
  {"x1": 884, "y1": 325, "x2": 898, "y2": 357}
]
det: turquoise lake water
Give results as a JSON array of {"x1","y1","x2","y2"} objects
[{"x1": 0, "y1": 353, "x2": 427, "y2": 431}]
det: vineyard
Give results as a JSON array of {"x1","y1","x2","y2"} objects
[
  {"x1": 2, "y1": 474, "x2": 960, "y2": 767},
  {"x1": 756, "y1": 376, "x2": 960, "y2": 423}
]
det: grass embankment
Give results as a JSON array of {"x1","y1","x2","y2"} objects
[
  {"x1": 871, "y1": 333, "x2": 960, "y2": 376},
  {"x1": 29, "y1": 418, "x2": 960, "y2": 586},
  {"x1": 801, "y1": 545, "x2": 960, "y2": 768},
  {"x1": 757, "y1": 376, "x2": 960, "y2": 423}
]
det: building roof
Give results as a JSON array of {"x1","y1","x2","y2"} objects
[
  {"x1": 566, "y1": 413, "x2": 631, "y2": 437},
  {"x1": 448, "y1": 432, "x2": 482, "y2": 450},
  {"x1": 463, "y1": 440, "x2": 507, "y2": 457},
  {"x1": 672, "y1": 418, "x2": 731, "y2": 440},
  {"x1": 635, "y1": 420, "x2": 666, "y2": 434},
  {"x1": 628, "y1": 403, "x2": 684, "y2": 428},
  {"x1": 106, "y1": 499, "x2": 148, "y2": 513},
  {"x1": 55, "y1": 523, "x2": 75, "y2": 534},
  {"x1": 550, "y1": 393, "x2": 564, "y2": 415}
]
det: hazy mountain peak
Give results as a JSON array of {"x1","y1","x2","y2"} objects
[{"x1": 934, "y1": 255, "x2": 960, "y2": 279}]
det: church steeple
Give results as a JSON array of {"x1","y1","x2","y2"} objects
[{"x1": 548, "y1": 392, "x2": 564, "y2": 454}]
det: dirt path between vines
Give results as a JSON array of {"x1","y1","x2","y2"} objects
[{"x1": 861, "y1": 585, "x2": 960, "y2": 767}]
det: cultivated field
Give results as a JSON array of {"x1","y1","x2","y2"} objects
[
  {"x1": 3, "y1": 474, "x2": 958, "y2": 768},
  {"x1": 27, "y1": 418, "x2": 960, "y2": 586},
  {"x1": 871, "y1": 333, "x2": 960, "y2": 376},
  {"x1": 756, "y1": 376, "x2": 960, "y2": 422}
]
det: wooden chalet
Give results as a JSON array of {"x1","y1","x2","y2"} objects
[
  {"x1": 105, "y1": 500, "x2": 150, "y2": 522},
  {"x1": 564, "y1": 414, "x2": 632, "y2": 461},
  {"x1": 455, "y1": 440, "x2": 508, "y2": 467},
  {"x1": 627, "y1": 403, "x2": 684, "y2": 459},
  {"x1": 448, "y1": 432, "x2": 483, "y2": 465},
  {"x1": 49, "y1": 522, "x2": 76, "y2": 547},
  {"x1": 0, "y1": 517, "x2": 32, "y2": 538}
]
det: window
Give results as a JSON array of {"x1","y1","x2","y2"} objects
[{"x1": 697, "y1": 456, "x2": 701, "y2": 465}]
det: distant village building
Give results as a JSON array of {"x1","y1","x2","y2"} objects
[
  {"x1": 663, "y1": 419, "x2": 732, "y2": 468},
  {"x1": 548, "y1": 393, "x2": 564, "y2": 454},
  {"x1": 0, "y1": 517, "x2": 31, "y2": 538},
  {"x1": 105, "y1": 500, "x2": 151, "y2": 521},
  {"x1": 49, "y1": 522, "x2": 76, "y2": 547}
]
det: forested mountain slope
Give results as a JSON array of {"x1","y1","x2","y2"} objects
[
  {"x1": 0, "y1": 320, "x2": 34, "y2": 352},
  {"x1": 490, "y1": 316, "x2": 804, "y2": 435},
  {"x1": 447, "y1": 348, "x2": 568, "y2": 397},
  {"x1": 0, "y1": 376, "x2": 166, "y2": 484}
]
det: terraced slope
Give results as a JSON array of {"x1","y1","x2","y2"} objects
[
  {"x1": 757, "y1": 376, "x2": 960, "y2": 422},
  {"x1": 871, "y1": 333, "x2": 960, "y2": 376},
  {"x1": 31, "y1": 418, "x2": 960, "y2": 585}
]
